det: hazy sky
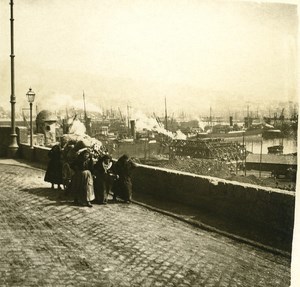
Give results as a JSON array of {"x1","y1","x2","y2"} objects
[{"x1": 0, "y1": 0, "x2": 298, "y2": 116}]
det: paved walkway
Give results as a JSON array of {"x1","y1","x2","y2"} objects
[{"x1": 0, "y1": 161, "x2": 291, "y2": 286}]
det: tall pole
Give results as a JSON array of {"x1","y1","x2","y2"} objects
[
  {"x1": 8, "y1": 0, "x2": 18, "y2": 157},
  {"x1": 82, "y1": 90, "x2": 89, "y2": 135},
  {"x1": 30, "y1": 102, "x2": 33, "y2": 149},
  {"x1": 243, "y1": 132, "x2": 246, "y2": 176},
  {"x1": 164, "y1": 97, "x2": 168, "y2": 131},
  {"x1": 83, "y1": 90, "x2": 87, "y2": 123},
  {"x1": 127, "y1": 104, "x2": 130, "y2": 133},
  {"x1": 247, "y1": 105, "x2": 250, "y2": 128},
  {"x1": 259, "y1": 135, "x2": 263, "y2": 178}
]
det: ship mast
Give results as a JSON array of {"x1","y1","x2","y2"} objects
[
  {"x1": 83, "y1": 90, "x2": 89, "y2": 135},
  {"x1": 127, "y1": 104, "x2": 131, "y2": 134},
  {"x1": 247, "y1": 105, "x2": 250, "y2": 128},
  {"x1": 209, "y1": 106, "x2": 212, "y2": 129},
  {"x1": 165, "y1": 96, "x2": 168, "y2": 131}
]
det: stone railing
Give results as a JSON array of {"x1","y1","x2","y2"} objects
[{"x1": 18, "y1": 143, "x2": 295, "y2": 253}]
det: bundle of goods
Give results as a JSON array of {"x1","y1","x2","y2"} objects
[{"x1": 61, "y1": 133, "x2": 108, "y2": 164}]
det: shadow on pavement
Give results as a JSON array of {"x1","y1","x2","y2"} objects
[
  {"x1": 20, "y1": 187, "x2": 75, "y2": 206},
  {"x1": 20, "y1": 187, "x2": 130, "y2": 208}
]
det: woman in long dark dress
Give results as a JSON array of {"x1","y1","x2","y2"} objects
[
  {"x1": 112, "y1": 154, "x2": 136, "y2": 203},
  {"x1": 44, "y1": 144, "x2": 63, "y2": 189},
  {"x1": 93, "y1": 154, "x2": 115, "y2": 204}
]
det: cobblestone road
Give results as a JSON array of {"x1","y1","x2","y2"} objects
[{"x1": 0, "y1": 163, "x2": 291, "y2": 286}]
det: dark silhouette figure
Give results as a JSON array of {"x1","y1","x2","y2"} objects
[
  {"x1": 93, "y1": 154, "x2": 116, "y2": 204},
  {"x1": 44, "y1": 144, "x2": 63, "y2": 189},
  {"x1": 112, "y1": 154, "x2": 137, "y2": 203}
]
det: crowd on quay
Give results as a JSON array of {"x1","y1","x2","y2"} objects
[{"x1": 44, "y1": 141, "x2": 137, "y2": 207}]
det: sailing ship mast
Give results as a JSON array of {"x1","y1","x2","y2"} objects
[
  {"x1": 83, "y1": 90, "x2": 90, "y2": 135},
  {"x1": 165, "y1": 96, "x2": 168, "y2": 131}
]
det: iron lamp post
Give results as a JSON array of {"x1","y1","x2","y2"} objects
[
  {"x1": 26, "y1": 88, "x2": 35, "y2": 149},
  {"x1": 7, "y1": 0, "x2": 18, "y2": 157}
]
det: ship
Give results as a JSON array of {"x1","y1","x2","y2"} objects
[
  {"x1": 195, "y1": 128, "x2": 262, "y2": 139},
  {"x1": 267, "y1": 145, "x2": 283, "y2": 154},
  {"x1": 262, "y1": 129, "x2": 282, "y2": 139}
]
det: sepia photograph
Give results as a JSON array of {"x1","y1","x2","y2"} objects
[{"x1": 0, "y1": 0, "x2": 299, "y2": 286}]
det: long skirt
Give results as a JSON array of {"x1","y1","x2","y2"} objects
[
  {"x1": 62, "y1": 162, "x2": 74, "y2": 191},
  {"x1": 71, "y1": 170, "x2": 95, "y2": 203},
  {"x1": 44, "y1": 159, "x2": 63, "y2": 185}
]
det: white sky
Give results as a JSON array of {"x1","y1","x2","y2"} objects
[{"x1": 0, "y1": 0, "x2": 298, "y2": 115}]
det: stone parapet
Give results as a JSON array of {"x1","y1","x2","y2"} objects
[
  {"x1": 132, "y1": 164, "x2": 295, "y2": 252},
  {"x1": 18, "y1": 144, "x2": 295, "y2": 252}
]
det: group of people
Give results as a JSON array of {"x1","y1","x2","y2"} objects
[{"x1": 44, "y1": 143, "x2": 137, "y2": 207}]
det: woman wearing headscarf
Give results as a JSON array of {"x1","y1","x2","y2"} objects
[
  {"x1": 112, "y1": 154, "x2": 137, "y2": 203},
  {"x1": 44, "y1": 144, "x2": 63, "y2": 190}
]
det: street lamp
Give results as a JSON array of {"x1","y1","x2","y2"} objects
[
  {"x1": 26, "y1": 88, "x2": 35, "y2": 149},
  {"x1": 7, "y1": 0, "x2": 18, "y2": 157}
]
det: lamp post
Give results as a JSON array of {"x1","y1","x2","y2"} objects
[
  {"x1": 26, "y1": 88, "x2": 35, "y2": 149},
  {"x1": 7, "y1": 0, "x2": 19, "y2": 157}
]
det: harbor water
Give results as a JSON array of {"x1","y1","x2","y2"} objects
[{"x1": 224, "y1": 135, "x2": 297, "y2": 155}]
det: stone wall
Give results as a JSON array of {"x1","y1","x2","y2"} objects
[
  {"x1": 0, "y1": 126, "x2": 11, "y2": 157},
  {"x1": 16, "y1": 127, "x2": 28, "y2": 145},
  {"x1": 131, "y1": 164, "x2": 295, "y2": 252},
  {"x1": 0, "y1": 126, "x2": 46, "y2": 158},
  {"x1": 18, "y1": 144, "x2": 295, "y2": 252},
  {"x1": 19, "y1": 144, "x2": 49, "y2": 165}
]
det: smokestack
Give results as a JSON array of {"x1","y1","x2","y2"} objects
[
  {"x1": 229, "y1": 116, "x2": 233, "y2": 127},
  {"x1": 130, "y1": 120, "x2": 136, "y2": 140}
]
